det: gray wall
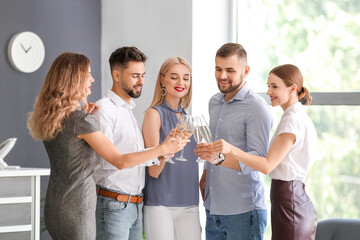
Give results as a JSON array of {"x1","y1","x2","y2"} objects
[
  {"x1": 0, "y1": 0, "x2": 101, "y2": 168},
  {"x1": 0, "y1": 0, "x2": 101, "y2": 239}
]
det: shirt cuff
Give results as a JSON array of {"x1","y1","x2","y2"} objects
[
  {"x1": 140, "y1": 158, "x2": 160, "y2": 167},
  {"x1": 204, "y1": 161, "x2": 210, "y2": 170},
  {"x1": 236, "y1": 161, "x2": 249, "y2": 175},
  {"x1": 139, "y1": 147, "x2": 161, "y2": 167}
]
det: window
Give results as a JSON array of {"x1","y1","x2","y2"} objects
[{"x1": 233, "y1": 0, "x2": 360, "y2": 237}]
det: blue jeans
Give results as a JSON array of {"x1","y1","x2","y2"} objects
[
  {"x1": 205, "y1": 209, "x2": 267, "y2": 240},
  {"x1": 96, "y1": 195, "x2": 143, "y2": 240}
]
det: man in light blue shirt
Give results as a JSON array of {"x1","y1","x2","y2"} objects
[{"x1": 199, "y1": 43, "x2": 273, "y2": 240}]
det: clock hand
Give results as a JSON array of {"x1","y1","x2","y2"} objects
[
  {"x1": 20, "y1": 43, "x2": 32, "y2": 53},
  {"x1": 25, "y1": 46, "x2": 32, "y2": 53},
  {"x1": 20, "y1": 43, "x2": 27, "y2": 52}
]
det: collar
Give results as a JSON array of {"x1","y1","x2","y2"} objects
[
  {"x1": 215, "y1": 82, "x2": 250, "y2": 103},
  {"x1": 284, "y1": 102, "x2": 302, "y2": 113},
  {"x1": 160, "y1": 100, "x2": 184, "y2": 114},
  {"x1": 106, "y1": 89, "x2": 136, "y2": 110}
]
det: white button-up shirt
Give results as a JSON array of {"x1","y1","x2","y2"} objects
[
  {"x1": 93, "y1": 90, "x2": 149, "y2": 195},
  {"x1": 269, "y1": 102, "x2": 318, "y2": 183}
]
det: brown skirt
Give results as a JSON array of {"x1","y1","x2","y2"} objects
[{"x1": 270, "y1": 179, "x2": 317, "y2": 240}]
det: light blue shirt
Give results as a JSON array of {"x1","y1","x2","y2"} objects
[{"x1": 204, "y1": 83, "x2": 273, "y2": 215}]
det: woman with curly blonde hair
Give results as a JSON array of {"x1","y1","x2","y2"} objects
[{"x1": 27, "y1": 52, "x2": 188, "y2": 240}]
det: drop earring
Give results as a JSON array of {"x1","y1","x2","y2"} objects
[{"x1": 161, "y1": 85, "x2": 167, "y2": 96}]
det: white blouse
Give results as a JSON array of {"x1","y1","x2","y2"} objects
[{"x1": 269, "y1": 102, "x2": 317, "y2": 183}]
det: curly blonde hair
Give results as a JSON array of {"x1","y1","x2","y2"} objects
[
  {"x1": 148, "y1": 57, "x2": 192, "y2": 110},
  {"x1": 27, "y1": 52, "x2": 90, "y2": 141}
]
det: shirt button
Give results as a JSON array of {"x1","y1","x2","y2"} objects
[
  {"x1": 211, "y1": 169, "x2": 214, "y2": 172},
  {"x1": 210, "y1": 187, "x2": 213, "y2": 190}
]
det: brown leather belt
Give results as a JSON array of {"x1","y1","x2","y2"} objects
[{"x1": 97, "y1": 187, "x2": 143, "y2": 204}]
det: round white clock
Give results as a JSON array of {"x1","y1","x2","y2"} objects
[{"x1": 7, "y1": 31, "x2": 45, "y2": 73}]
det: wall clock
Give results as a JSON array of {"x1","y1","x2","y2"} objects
[{"x1": 7, "y1": 31, "x2": 45, "y2": 73}]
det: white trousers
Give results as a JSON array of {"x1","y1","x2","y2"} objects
[{"x1": 144, "y1": 205, "x2": 201, "y2": 240}]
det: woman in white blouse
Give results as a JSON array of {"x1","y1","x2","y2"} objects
[{"x1": 195, "y1": 64, "x2": 317, "y2": 240}]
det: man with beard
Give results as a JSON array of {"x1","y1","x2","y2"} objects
[
  {"x1": 198, "y1": 43, "x2": 273, "y2": 240},
  {"x1": 93, "y1": 47, "x2": 154, "y2": 240}
]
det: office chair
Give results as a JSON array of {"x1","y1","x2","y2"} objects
[{"x1": 315, "y1": 218, "x2": 360, "y2": 240}]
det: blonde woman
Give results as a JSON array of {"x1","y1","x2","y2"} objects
[
  {"x1": 142, "y1": 57, "x2": 201, "y2": 240},
  {"x1": 27, "y1": 52, "x2": 188, "y2": 240}
]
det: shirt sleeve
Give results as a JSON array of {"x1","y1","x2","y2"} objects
[
  {"x1": 92, "y1": 105, "x2": 115, "y2": 143},
  {"x1": 238, "y1": 100, "x2": 273, "y2": 175},
  {"x1": 276, "y1": 115, "x2": 299, "y2": 137},
  {"x1": 73, "y1": 110, "x2": 100, "y2": 135},
  {"x1": 92, "y1": 104, "x2": 117, "y2": 169}
]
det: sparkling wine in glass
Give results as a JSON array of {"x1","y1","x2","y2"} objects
[
  {"x1": 193, "y1": 122, "x2": 205, "y2": 163},
  {"x1": 196, "y1": 115, "x2": 220, "y2": 164},
  {"x1": 175, "y1": 115, "x2": 194, "y2": 161}
]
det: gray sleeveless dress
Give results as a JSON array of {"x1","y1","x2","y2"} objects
[{"x1": 43, "y1": 110, "x2": 100, "y2": 240}]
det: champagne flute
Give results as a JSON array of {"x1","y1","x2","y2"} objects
[
  {"x1": 175, "y1": 115, "x2": 194, "y2": 161},
  {"x1": 163, "y1": 152, "x2": 175, "y2": 164},
  {"x1": 193, "y1": 117, "x2": 205, "y2": 163},
  {"x1": 197, "y1": 115, "x2": 213, "y2": 143},
  {"x1": 163, "y1": 114, "x2": 187, "y2": 164},
  {"x1": 163, "y1": 130, "x2": 177, "y2": 164},
  {"x1": 197, "y1": 115, "x2": 220, "y2": 163},
  {"x1": 161, "y1": 114, "x2": 188, "y2": 164}
]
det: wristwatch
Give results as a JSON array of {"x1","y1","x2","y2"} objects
[{"x1": 215, "y1": 153, "x2": 225, "y2": 166}]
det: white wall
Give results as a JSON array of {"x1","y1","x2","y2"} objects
[
  {"x1": 192, "y1": 0, "x2": 232, "y2": 121},
  {"x1": 101, "y1": 0, "x2": 231, "y2": 123},
  {"x1": 101, "y1": 0, "x2": 192, "y2": 124}
]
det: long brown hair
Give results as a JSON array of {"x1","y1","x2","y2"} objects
[
  {"x1": 148, "y1": 57, "x2": 192, "y2": 110},
  {"x1": 270, "y1": 64, "x2": 312, "y2": 105},
  {"x1": 27, "y1": 52, "x2": 90, "y2": 141}
]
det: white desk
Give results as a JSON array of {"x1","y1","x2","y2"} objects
[{"x1": 0, "y1": 168, "x2": 50, "y2": 240}]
